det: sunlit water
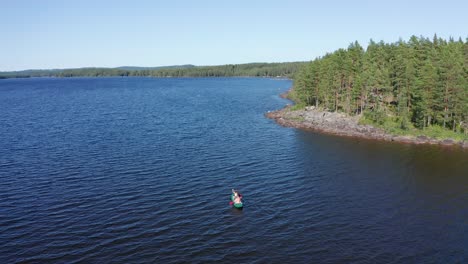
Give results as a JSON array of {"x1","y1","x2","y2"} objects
[{"x1": 0, "y1": 77, "x2": 466, "y2": 263}]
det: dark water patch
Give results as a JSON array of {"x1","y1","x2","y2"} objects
[{"x1": 0, "y1": 77, "x2": 467, "y2": 263}]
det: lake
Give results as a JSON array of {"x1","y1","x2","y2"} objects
[{"x1": 0, "y1": 77, "x2": 467, "y2": 263}]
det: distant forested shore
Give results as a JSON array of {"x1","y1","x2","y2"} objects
[
  {"x1": 2, "y1": 35, "x2": 467, "y2": 142},
  {"x1": 0, "y1": 62, "x2": 305, "y2": 79},
  {"x1": 289, "y1": 35, "x2": 467, "y2": 141}
]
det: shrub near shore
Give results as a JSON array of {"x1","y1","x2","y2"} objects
[{"x1": 359, "y1": 113, "x2": 468, "y2": 142}]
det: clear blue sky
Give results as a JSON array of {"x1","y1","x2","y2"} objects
[{"x1": 2, "y1": 0, "x2": 467, "y2": 71}]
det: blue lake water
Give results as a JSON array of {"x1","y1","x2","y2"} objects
[{"x1": 0, "y1": 77, "x2": 467, "y2": 263}]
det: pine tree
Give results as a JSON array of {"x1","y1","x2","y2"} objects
[{"x1": 291, "y1": 35, "x2": 467, "y2": 136}]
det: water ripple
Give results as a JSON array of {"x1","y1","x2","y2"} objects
[{"x1": 0, "y1": 78, "x2": 467, "y2": 263}]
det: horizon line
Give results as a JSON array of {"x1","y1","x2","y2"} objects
[{"x1": 0, "y1": 61, "x2": 308, "y2": 73}]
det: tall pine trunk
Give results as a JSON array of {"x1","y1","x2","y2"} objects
[
  {"x1": 335, "y1": 91, "x2": 338, "y2": 112},
  {"x1": 443, "y1": 82, "x2": 449, "y2": 128}
]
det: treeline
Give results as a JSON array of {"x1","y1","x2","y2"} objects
[
  {"x1": 0, "y1": 62, "x2": 305, "y2": 79},
  {"x1": 292, "y1": 35, "x2": 467, "y2": 134}
]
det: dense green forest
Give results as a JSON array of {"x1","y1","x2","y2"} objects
[
  {"x1": 0, "y1": 62, "x2": 305, "y2": 79},
  {"x1": 291, "y1": 35, "x2": 467, "y2": 136}
]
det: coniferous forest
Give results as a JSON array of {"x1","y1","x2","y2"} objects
[
  {"x1": 291, "y1": 35, "x2": 467, "y2": 136},
  {"x1": 0, "y1": 62, "x2": 305, "y2": 79}
]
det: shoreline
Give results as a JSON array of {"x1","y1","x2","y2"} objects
[
  {"x1": 266, "y1": 105, "x2": 468, "y2": 149},
  {"x1": 0, "y1": 75, "x2": 291, "y2": 80}
]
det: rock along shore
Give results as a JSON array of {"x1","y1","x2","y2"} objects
[{"x1": 266, "y1": 105, "x2": 468, "y2": 149}]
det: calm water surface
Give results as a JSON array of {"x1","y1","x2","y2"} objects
[{"x1": 0, "y1": 77, "x2": 467, "y2": 263}]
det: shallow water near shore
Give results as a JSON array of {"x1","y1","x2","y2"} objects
[{"x1": 0, "y1": 77, "x2": 467, "y2": 263}]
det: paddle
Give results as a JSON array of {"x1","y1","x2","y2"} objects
[{"x1": 229, "y1": 189, "x2": 236, "y2": 205}]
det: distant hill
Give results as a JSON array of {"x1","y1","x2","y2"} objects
[
  {"x1": 115, "y1": 65, "x2": 196, "y2": 71},
  {"x1": 0, "y1": 62, "x2": 305, "y2": 79},
  {"x1": 0, "y1": 65, "x2": 196, "y2": 78},
  {"x1": 0, "y1": 69, "x2": 64, "y2": 78}
]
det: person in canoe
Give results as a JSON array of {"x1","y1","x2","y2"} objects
[{"x1": 232, "y1": 189, "x2": 243, "y2": 204}]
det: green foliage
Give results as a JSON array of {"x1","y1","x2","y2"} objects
[
  {"x1": 360, "y1": 115, "x2": 468, "y2": 141},
  {"x1": 290, "y1": 102, "x2": 307, "y2": 111},
  {"x1": 398, "y1": 116, "x2": 412, "y2": 130},
  {"x1": 293, "y1": 35, "x2": 468, "y2": 138},
  {"x1": 363, "y1": 109, "x2": 386, "y2": 125},
  {"x1": 420, "y1": 125, "x2": 465, "y2": 140},
  {"x1": 0, "y1": 62, "x2": 307, "y2": 79}
]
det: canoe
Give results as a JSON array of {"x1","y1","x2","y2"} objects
[{"x1": 231, "y1": 194, "x2": 243, "y2": 208}]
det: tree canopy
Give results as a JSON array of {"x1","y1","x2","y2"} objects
[
  {"x1": 0, "y1": 62, "x2": 306, "y2": 79},
  {"x1": 291, "y1": 35, "x2": 467, "y2": 135}
]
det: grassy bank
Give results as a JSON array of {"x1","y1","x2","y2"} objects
[{"x1": 359, "y1": 114, "x2": 468, "y2": 142}]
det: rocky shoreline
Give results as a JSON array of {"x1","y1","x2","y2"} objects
[{"x1": 266, "y1": 105, "x2": 468, "y2": 149}]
